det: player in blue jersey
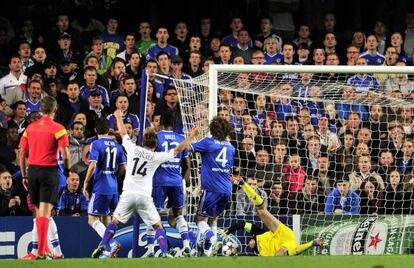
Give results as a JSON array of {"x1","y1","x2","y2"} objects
[
  {"x1": 146, "y1": 112, "x2": 192, "y2": 257},
  {"x1": 146, "y1": 27, "x2": 179, "y2": 61},
  {"x1": 359, "y1": 35, "x2": 385, "y2": 65},
  {"x1": 82, "y1": 117, "x2": 126, "y2": 258},
  {"x1": 190, "y1": 116, "x2": 235, "y2": 256}
]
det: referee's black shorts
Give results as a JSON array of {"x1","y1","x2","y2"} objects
[{"x1": 28, "y1": 165, "x2": 59, "y2": 206}]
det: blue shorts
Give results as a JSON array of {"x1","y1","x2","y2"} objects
[
  {"x1": 197, "y1": 191, "x2": 231, "y2": 218},
  {"x1": 88, "y1": 193, "x2": 118, "y2": 216},
  {"x1": 152, "y1": 186, "x2": 184, "y2": 210}
]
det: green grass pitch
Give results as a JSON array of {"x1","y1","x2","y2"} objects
[{"x1": 1, "y1": 256, "x2": 414, "y2": 268}]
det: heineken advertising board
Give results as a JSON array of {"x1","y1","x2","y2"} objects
[{"x1": 301, "y1": 215, "x2": 414, "y2": 255}]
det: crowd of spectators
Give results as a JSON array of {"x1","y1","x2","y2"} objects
[{"x1": 1, "y1": 3, "x2": 414, "y2": 217}]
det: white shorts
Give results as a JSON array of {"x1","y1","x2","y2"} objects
[{"x1": 113, "y1": 192, "x2": 160, "y2": 226}]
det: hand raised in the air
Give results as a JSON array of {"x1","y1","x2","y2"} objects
[
  {"x1": 189, "y1": 127, "x2": 200, "y2": 139},
  {"x1": 114, "y1": 109, "x2": 123, "y2": 119}
]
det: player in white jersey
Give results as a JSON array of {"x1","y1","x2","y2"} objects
[{"x1": 92, "y1": 109, "x2": 198, "y2": 258}]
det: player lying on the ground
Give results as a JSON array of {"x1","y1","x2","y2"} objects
[
  {"x1": 224, "y1": 176, "x2": 323, "y2": 256},
  {"x1": 91, "y1": 109, "x2": 199, "y2": 258}
]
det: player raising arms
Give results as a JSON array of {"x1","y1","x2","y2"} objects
[
  {"x1": 146, "y1": 112, "x2": 192, "y2": 257},
  {"x1": 190, "y1": 116, "x2": 235, "y2": 256},
  {"x1": 92, "y1": 109, "x2": 199, "y2": 258},
  {"x1": 224, "y1": 176, "x2": 323, "y2": 256}
]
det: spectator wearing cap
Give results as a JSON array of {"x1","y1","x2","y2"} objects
[
  {"x1": 80, "y1": 88, "x2": 111, "y2": 136},
  {"x1": 98, "y1": 16, "x2": 125, "y2": 59},
  {"x1": 79, "y1": 66, "x2": 110, "y2": 107},
  {"x1": 116, "y1": 32, "x2": 137, "y2": 63},
  {"x1": 57, "y1": 58, "x2": 79, "y2": 88},
  {"x1": 48, "y1": 13, "x2": 84, "y2": 56},
  {"x1": 297, "y1": 43, "x2": 311, "y2": 64},
  {"x1": 52, "y1": 32, "x2": 81, "y2": 70},
  {"x1": 324, "y1": 177, "x2": 360, "y2": 215}
]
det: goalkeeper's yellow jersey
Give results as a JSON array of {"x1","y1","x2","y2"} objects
[{"x1": 256, "y1": 223, "x2": 297, "y2": 256}]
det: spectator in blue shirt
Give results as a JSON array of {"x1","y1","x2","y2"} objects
[
  {"x1": 325, "y1": 177, "x2": 360, "y2": 215},
  {"x1": 57, "y1": 171, "x2": 88, "y2": 216}
]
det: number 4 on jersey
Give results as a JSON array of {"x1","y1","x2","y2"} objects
[{"x1": 215, "y1": 147, "x2": 228, "y2": 168}]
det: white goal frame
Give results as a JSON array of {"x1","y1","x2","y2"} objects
[
  {"x1": 208, "y1": 64, "x2": 414, "y2": 119},
  {"x1": 208, "y1": 64, "x2": 414, "y2": 244}
]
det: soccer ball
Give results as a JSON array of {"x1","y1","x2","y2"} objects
[{"x1": 221, "y1": 241, "x2": 238, "y2": 256}]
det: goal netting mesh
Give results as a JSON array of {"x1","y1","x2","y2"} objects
[{"x1": 169, "y1": 66, "x2": 414, "y2": 255}]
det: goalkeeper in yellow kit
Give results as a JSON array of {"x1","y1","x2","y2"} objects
[{"x1": 223, "y1": 177, "x2": 324, "y2": 256}]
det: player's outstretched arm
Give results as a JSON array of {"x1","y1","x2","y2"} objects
[
  {"x1": 173, "y1": 127, "x2": 199, "y2": 156},
  {"x1": 114, "y1": 109, "x2": 128, "y2": 138}
]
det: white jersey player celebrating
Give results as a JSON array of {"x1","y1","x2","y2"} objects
[{"x1": 92, "y1": 109, "x2": 198, "y2": 258}]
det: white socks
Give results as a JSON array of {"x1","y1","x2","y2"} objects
[{"x1": 91, "y1": 220, "x2": 106, "y2": 238}]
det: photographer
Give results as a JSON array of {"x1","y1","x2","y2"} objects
[{"x1": 0, "y1": 169, "x2": 28, "y2": 216}]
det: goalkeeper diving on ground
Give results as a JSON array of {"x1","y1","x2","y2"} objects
[{"x1": 222, "y1": 176, "x2": 324, "y2": 256}]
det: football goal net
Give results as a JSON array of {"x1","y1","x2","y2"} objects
[{"x1": 168, "y1": 64, "x2": 414, "y2": 255}]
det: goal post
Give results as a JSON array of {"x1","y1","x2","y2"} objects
[{"x1": 170, "y1": 64, "x2": 414, "y2": 255}]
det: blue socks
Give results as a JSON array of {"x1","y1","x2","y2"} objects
[
  {"x1": 102, "y1": 222, "x2": 118, "y2": 248},
  {"x1": 155, "y1": 229, "x2": 168, "y2": 254}
]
